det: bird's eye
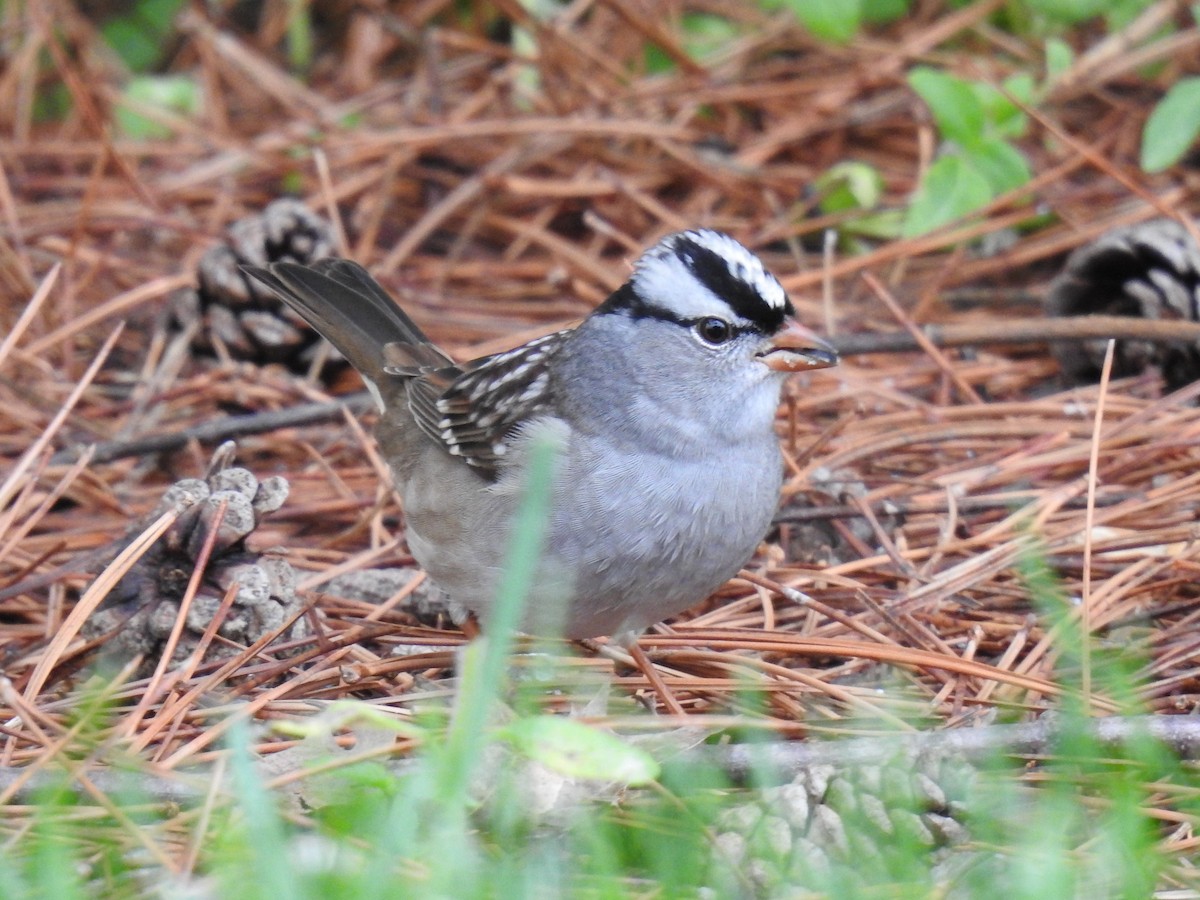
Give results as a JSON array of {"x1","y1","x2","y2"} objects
[{"x1": 695, "y1": 317, "x2": 732, "y2": 345}]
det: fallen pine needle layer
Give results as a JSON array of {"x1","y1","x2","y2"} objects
[{"x1": 1, "y1": 0, "x2": 1199, "y2": 823}]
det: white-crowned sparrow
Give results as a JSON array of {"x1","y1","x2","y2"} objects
[{"x1": 247, "y1": 230, "x2": 837, "y2": 639}]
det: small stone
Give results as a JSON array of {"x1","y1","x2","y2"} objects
[
  {"x1": 325, "y1": 568, "x2": 417, "y2": 604},
  {"x1": 252, "y1": 597, "x2": 285, "y2": 635}
]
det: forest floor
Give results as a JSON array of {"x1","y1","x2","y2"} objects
[{"x1": 3, "y1": 1, "x2": 1200, "y2": 892}]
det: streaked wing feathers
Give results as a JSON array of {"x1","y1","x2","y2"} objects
[{"x1": 391, "y1": 330, "x2": 569, "y2": 477}]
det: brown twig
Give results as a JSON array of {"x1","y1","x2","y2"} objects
[
  {"x1": 49, "y1": 394, "x2": 375, "y2": 466},
  {"x1": 828, "y1": 315, "x2": 1200, "y2": 356}
]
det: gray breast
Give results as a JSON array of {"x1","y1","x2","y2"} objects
[{"x1": 544, "y1": 437, "x2": 784, "y2": 637}]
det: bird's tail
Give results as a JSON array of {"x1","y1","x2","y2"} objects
[{"x1": 245, "y1": 259, "x2": 450, "y2": 402}]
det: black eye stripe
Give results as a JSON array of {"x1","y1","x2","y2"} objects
[
  {"x1": 673, "y1": 236, "x2": 792, "y2": 331},
  {"x1": 594, "y1": 284, "x2": 770, "y2": 337}
]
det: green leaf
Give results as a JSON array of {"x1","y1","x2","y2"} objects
[
  {"x1": 908, "y1": 66, "x2": 984, "y2": 147},
  {"x1": 965, "y1": 75, "x2": 1033, "y2": 141},
  {"x1": 270, "y1": 700, "x2": 426, "y2": 741},
  {"x1": 286, "y1": 0, "x2": 313, "y2": 72},
  {"x1": 999, "y1": 73, "x2": 1035, "y2": 132},
  {"x1": 968, "y1": 137, "x2": 1032, "y2": 194},
  {"x1": 843, "y1": 208, "x2": 904, "y2": 241},
  {"x1": 862, "y1": 0, "x2": 910, "y2": 24},
  {"x1": 499, "y1": 716, "x2": 660, "y2": 784},
  {"x1": 646, "y1": 12, "x2": 739, "y2": 69},
  {"x1": 644, "y1": 43, "x2": 675, "y2": 74},
  {"x1": 1003, "y1": 72, "x2": 1036, "y2": 106},
  {"x1": 902, "y1": 154, "x2": 993, "y2": 237},
  {"x1": 1105, "y1": 0, "x2": 1158, "y2": 30},
  {"x1": 33, "y1": 81, "x2": 71, "y2": 123},
  {"x1": 281, "y1": 170, "x2": 306, "y2": 195},
  {"x1": 773, "y1": 0, "x2": 861, "y2": 44},
  {"x1": 100, "y1": 0, "x2": 186, "y2": 72},
  {"x1": 1045, "y1": 38, "x2": 1074, "y2": 84},
  {"x1": 511, "y1": 26, "x2": 542, "y2": 100},
  {"x1": 1140, "y1": 77, "x2": 1200, "y2": 172},
  {"x1": 814, "y1": 160, "x2": 884, "y2": 214},
  {"x1": 682, "y1": 12, "x2": 740, "y2": 48},
  {"x1": 113, "y1": 74, "x2": 200, "y2": 139},
  {"x1": 1026, "y1": 0, "x2": 1111, "y2": 24},
  {"x1": 679, "y1": 12, "x2": 741, "y2": 61},
  {"x1": 968, "y1": 83, "x2": 1015, "y2": 139}
]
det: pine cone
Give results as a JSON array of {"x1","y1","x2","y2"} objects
[
  {"x1": 173, "y1": 199, "x2": 338, "y2": 369},
  {"x1": 83, "y1": 443, "x2": 311, "y2": 674},
  {"x1": 1046, "y1": 218, "x2": 1200, "y2": 390},
  {"x1": 712, "y1": 755, "x2": 974, "y2": 893}
]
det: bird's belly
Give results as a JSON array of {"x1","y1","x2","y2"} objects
[
  {"x1": 545, "y1": 449, "x2": 782, "y2": 637},
  {"x1": 402, "y1": 441, "x2": 783, "y2": 639}
]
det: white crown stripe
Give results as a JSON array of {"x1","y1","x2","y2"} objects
[
  {"x1": 629, "y1": 229, "x2": 788, "y2": 321},
  {"x1": 678, "y1": 230, "x2": 787, "y2": 310}
]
